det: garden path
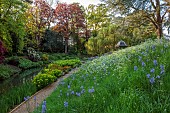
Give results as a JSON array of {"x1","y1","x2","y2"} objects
[{"x1": 9, "y1": 68, "x2": 79, "y2": 113}]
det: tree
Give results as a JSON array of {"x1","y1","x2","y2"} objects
[
  {"x1": 85, "y1": 4, "x2": 111, "y2": 37},
  {"x1": 53, "y1": 3, "x2": 85, "y2": 53},
  {"x1": 85, "y1": 24, "x2": 121, "y2": 55},
  {"x1": 0, "y1": 0, "x2": 28, "y2": 53},
  {"x1": 25, "y1": 0, "x2": 55, "y2": 49},
  {"x1": 102, "y1": 0, "x2": 170, "y2": 38}
]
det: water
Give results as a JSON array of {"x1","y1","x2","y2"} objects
[{"x1": 0, "y1": 67, "x2": 42, "y2": 94}]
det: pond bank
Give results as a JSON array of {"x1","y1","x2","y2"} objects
[{"x1": 9, "y1": 68, "x2": 79, "y2": 113}]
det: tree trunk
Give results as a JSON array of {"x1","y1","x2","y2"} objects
[
  {"x1": 65, "y1": 38, "x2": 68, "y2": 53},
  {"x1": 156, "y1": 0, "x2": 163, "y2": 39},
  {"x1": 156, "y1": 24, "x2": 163, "y2": 39}
]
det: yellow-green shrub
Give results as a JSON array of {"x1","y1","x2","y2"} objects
[
  {"x1": 32, "y1": 73, "x2": 56, "y2": 90},
  {"x1": 42, "y1": 68, "x2": 62, "y2": 77},
  {"x1": 50, "y1": 69, "x2": 62, "y2": 77}
]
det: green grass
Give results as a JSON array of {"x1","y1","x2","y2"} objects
[{"x1": 33, "y1": 39, "x2": 170, "y2": 113}]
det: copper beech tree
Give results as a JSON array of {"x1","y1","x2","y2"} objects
[
  {"x1": 53, "y1": 3, "x2": 86, "y2": 53},
  {"x1": 25, "y1": 0, "x2": 55, "y2": 48}
]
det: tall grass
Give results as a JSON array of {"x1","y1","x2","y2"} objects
[
  {"x1": 0, "y1": 82, "x2": 36, "y2": 113},
  {"x1": 34, "y1": 39, "x2": 170, "y2": 113}
]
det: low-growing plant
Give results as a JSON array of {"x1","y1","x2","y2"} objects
[
  {"x1": 19, "y1": 58, "x2": 43, "y2": 69},
  {"x1": 41, "y1": 53, "x2": 49, "y2": 61},
  {"x1": 41, "y1": 68, "x2": 62, "y2": 77},
  {"x1": 0, "y1": 64, "x2": 21, "y2": 80},
  {"x1": 54, "y1": 59, "x2": 81, "y2": 67},
  {"x1": 4, "y1": 56, "x2": 20, "y2": 66},
  {"x1": 50, "y1": 69, "x2": 62, "y2": 77},
  {"x1": 48, "y1": 53, "x2": 79, "y2": 62},
  {"x1": 32, "y1": 73, "x2": 56, "y2": 90}
]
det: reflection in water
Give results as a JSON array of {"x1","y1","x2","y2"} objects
[{"x1": 0, "y1": 67, "x2": 42, "y2": 94}]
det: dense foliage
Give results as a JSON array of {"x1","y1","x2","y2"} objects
[
  {"x1": 42, "y1": 29, "x2": 64, "y2": 53},
  {"x1": 34, "y1": 39, "x2": 170, "y2": 113},
  {"x1": 0, "y1": 0, "x2": 27, "y2": 53},
  {"x1": 53, "y1": 3, "x2": 86, "y2": 53},
  {"x1": 33, "y1": 58, "x2": 81, "y2": 90},
  {"x1": 102, "y1": 0, "x2": 169, "y2": 38},
  {"x1": 0, "y1": 41, "x2": 6, "y2": 63},
  {"x1": 0, "y1": 64, "x2": 21, "y2": 80}
]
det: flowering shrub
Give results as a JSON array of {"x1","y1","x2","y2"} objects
[
  {"x1": 27, "y1": 47, "x2": 41, "y2": 61},
  {"x1": 32, "y1": 73, "x2": 56, "y2": 90}
]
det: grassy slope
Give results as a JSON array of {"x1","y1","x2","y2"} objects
[{"x1": 34, "y1": 39, "x2": 170, "y2": 113}]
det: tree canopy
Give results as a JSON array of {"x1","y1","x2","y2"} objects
[{"x1": 102, "y1": 0, "x2": 170, "y2": 38}]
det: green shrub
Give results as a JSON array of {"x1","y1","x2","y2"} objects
[
  {"x1": 18, "y1": 58, "x2": 43, "y2": 69},
  {"x1": 42, "y1": 68, "x2": 62, "y2": 77},
  {"x1": 4, "y1": 56, "x2": 20, "y2": 66},
  {"x1": 48, "y1": 53, "x2": 79, "y2": 61},
  {"x1": 54, "y1": 59, "x2": 81, "y2": 67},
  {"x1": 50, "y1": 69, "x2": 62, "y2": 77},
  {"x1": 41, "y1": 53, "x2": 49, "y2": 61},
  {"x1": 0, "y1": 64, "x2": 21, "y2": 80},
  {"x1": 32, "y1": 73, "x2": 56, "y2": 90}
]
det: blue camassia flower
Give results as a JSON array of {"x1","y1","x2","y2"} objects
[
  {"x1": 150, "y1": 77, "x2": 155, "y2": 84},
  {"x1": 41, "y1": 100, "x2": 47, "y2": 113},
  {"x1": 150, "y1": 68, "x2": 155, "y2": 73},
  {"x1": 64, "y1": 101, "x2": 68, "y2": 107},
  {"x1": 88, "y1": 87, "x2": 95, "y2": 93},
  {"x1": 153, "y1": 60, "x2": 158, "y2": 66},
  {"x1": 134, "y1": 66, "x2": 138, "y2": 71},
  {"x1": 142, "y1": 61, "x2": 146, "y2": 67},
  {"x1": 146, "y1": 74, "x2": 150, "y2": 78}
]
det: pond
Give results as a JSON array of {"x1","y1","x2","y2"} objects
[{"x1": 0, "y1": 67, "x2": 43, "y2": 94}]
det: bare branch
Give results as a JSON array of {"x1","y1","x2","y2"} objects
[
  {"x1": 162, "y1": 8, "x2": 170, "y2": 22},
  {"x1": 150, "y1": 0, "x2": 156, "y2": 10}
]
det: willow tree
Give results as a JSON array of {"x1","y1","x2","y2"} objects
[
  {"x1": 102, "y1": 0, "x2": 170, "y2": 38},
  {"x1": 85, "y1": 4, "x2": 111, "y2": 37}
]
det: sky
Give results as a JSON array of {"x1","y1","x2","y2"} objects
[{"x1": 59, "y1": 0, "x2": 102, "y2": 7}]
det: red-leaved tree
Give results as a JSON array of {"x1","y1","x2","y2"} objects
[
  {"x1": 53, "y1": 3, "x2": 86, "y2": 53},
  {"x1": 25, "y1": 0, "x2": 55, "y2": 48}
]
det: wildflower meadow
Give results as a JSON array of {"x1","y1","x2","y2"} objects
[{"x1": 33, "y1": 39, "x2": 170, "y2": 113}]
